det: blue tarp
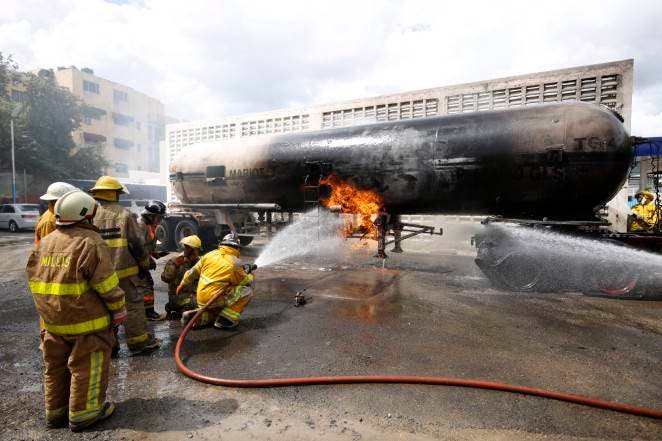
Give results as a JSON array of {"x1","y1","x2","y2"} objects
[{"x1": 635, "y1": 137, "x2": 662, "y2": 157}]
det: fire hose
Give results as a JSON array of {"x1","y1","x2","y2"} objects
[{"x1": 174, "y1": 271, "x2": 662, "y2": 421}]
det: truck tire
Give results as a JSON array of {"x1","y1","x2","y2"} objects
[
  {"x1": 199, "y1": 227, "x2": 218, "y2": 252},
  {"x1": 155, "y1": 221, "x2": 171, "y2": 253},
  {"x1": 174, "y1": 219, "x2": 199, "y2": 250},
  {"x1": 239, "y1": 235, "x2": 253, "y2": 246}
]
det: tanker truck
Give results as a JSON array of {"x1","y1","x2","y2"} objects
[{"x1": 166, "y1": 102, "x2": 656, "y2": 296}]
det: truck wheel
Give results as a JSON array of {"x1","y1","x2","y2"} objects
[
  {"x1": 8, "y1": 221, "x2": 19, "y2": 233},
  {"x1": 495, "y1": 251, "x2": 545, "y2": 292},
  {"x1": 590, "y1": 264, "x2": 640, "y2": 298},
  {"x1": 175, "y1": 220, "x2": 199, "y2": 249},
  {"x1": 587, "y1": 239, "x2": 642, "y2": 299},
  {"x1": 239, "y1": 235, "x2": 253, "y2": 246},
  {"x1": 155, "y1": 221, "x2": 171, "y2": 253}
]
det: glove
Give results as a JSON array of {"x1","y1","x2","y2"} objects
[
  {"x1": 112, "y1": 308, "x2": 128, "y2": 325},
  {"x1": 176, "y1": 284, "x2": 184, "y2": 296}
]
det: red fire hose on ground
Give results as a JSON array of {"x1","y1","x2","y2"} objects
[{"x1": 174, "y1": 289, "x2": 662, "y2": 420}]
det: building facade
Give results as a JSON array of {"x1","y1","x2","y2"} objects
[{"x1": 53, "y1": 67, "x2": 165, "y2": 178}]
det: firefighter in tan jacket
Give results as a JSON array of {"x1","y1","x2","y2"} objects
[
  {"x1": 26, "y1": 190, "x2": 126, "y2": 431},
  {"x1": 136, "y1": 200, "x2": 167, "y2": 321},
  {"x1": 89, "y1": 176, "x2": 160, "y2": 355}
]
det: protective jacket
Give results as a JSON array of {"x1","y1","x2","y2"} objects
[
  {"x1": 181, "y1": 245, "x2": 253, "y2": 307},
  {"x1": 34, "y1": 208, "x2": 56, "y2": 245},
  {"x1": 162, "y1": 253, "x2": 198, "y2": 297},
  {"x1": 630, "y1": 201, "x2": 657, "y2": 231},
  {"x1": 93, "y1": 201, "x2": 149, "y2": 278},
  {"x1": 138, "y1": 216, "x2": 158, "y2": 259},
  {"x1": 26, "y1": 223, "x2": 127, "y2": 335}
]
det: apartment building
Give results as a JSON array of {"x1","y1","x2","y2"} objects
[{"x1": 53, "y1": 66, "x2": 165, "y2": 178}]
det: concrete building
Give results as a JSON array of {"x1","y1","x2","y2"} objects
[
  {"x1": 52, "y1": 67, "x2": 165, "y2": 178},
  {"x1": 166, "y1": 59, "x2": 633, "y2": 167}
]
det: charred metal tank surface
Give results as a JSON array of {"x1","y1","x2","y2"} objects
[{"x1": 170, "y1": 102, "x2": 632, "y2": 220}]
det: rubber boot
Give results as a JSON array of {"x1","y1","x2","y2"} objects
[
  {"x1": 69, "y1": 402, "x2": 115, "y2": 432},
  {"x1": 145, "y1": 308, "x2": 166, "y2": 321}
]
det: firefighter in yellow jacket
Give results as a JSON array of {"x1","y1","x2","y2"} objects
[
  {"x1": 630, "y1": 190, "x2": 658, "y2": 232},
  {"x1": 178, "y1": 234, "x2": 255, "y2": 329},
  {"x1": 89, "y1": 176, "x2": 160, "y2": 355},
  {"x1": 26, "y1": 190, "x2": 126, "y2": 431},
  {"x1": 34, "y1": 182, "x2": 77, "y2": 245},
  {"x1": 161, "y1": 235, "x2": 201, "y2": 319}
]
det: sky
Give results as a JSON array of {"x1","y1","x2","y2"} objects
[{"x1": 1, "y1": 0, "x2": 661, "y2": 135}]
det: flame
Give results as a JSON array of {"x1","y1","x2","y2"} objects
[{"x1": 320, "y1": 174, "x2": 383, "y2": 238}]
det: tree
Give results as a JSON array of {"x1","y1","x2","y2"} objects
[{"x1": 0, "y1": 52, "x2": 107, "y2": 185}]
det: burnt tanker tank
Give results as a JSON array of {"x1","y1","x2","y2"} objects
[{"x1": 170, "y1": 102, "x2": 632, "y2": 221}]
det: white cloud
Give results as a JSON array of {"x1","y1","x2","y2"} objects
[{"x1": 1, "y1": 0, "x2": 661, "y2": 134}]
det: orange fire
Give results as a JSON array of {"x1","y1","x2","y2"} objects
[{"x1": 320, "y1": 174, "x2": 383, "y2": 238}]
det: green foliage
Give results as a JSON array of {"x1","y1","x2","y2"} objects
[{"x1": 0, "y1": 52, "x2": 107, "y2": 183}]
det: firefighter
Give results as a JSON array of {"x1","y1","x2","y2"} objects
[
  {"x1": 630, "y1": 190, "x2": 658, "y2": 232},
  {"x1": 89, "y1": 176, "x2": 160, "y2": 355},
  {"x1": 26, "y1": 190, "x2": 126, "y2": 431},
  {"x1": 178, "y1": 233, "x2": 254, "y2": 330},
  {"x1": 34, "y1": 182, "x2": 77, "y2": 244},
  {"x1": 161, "y1": 235, "x2": 201, "y2": 319},
  {"x1": 137, "y1": 200, "x2": 167, "y2": 321}
]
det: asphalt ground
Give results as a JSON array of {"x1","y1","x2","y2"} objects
[{"x1": 0, "y1": 230, "x2": 661, "y2": 440}]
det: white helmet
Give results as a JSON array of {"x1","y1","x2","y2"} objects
[
  {"x1": 40, "y1": 182, "x2": 78, "y2": 201},
  {"x1": 220, "y1": 233, "x2": 241, "y2": 248},
  {"x1": 54, "y1": 190, "x2": 98, "y2": 226}
]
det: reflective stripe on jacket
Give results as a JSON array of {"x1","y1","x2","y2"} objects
[
  {"x1": 26, "y1": 223, "x2": 126, "y2": 335},
  {"x1": 93, "y1": 201, "x2": 149, "y2": 278},
  {"x1": 181, "y1": 245, "x2": 249, "y2": 307}
]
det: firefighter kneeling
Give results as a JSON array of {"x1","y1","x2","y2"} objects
[
  {"x1": 177, "y1": 234, "x2": 255, "y2": 330},
  {"x1": 26, "y1": 190, "x2": 126, "y2": 431}
]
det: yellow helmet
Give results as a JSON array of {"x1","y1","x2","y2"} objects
[
  {"x1": 635, "y1": 190, "x2": 655, "y2": 201},
  {"x1": 179, "y1": 234, "x2": 202, "y2": 249},
  {"x1": 54, "y1": 190, "x2": 98, "y2": 226},
  {"x1": 89, "y1": 176, "x2": 130, "y2": 194}
]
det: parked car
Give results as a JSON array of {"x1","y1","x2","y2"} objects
[{"x1": 0, "y1": 204, "x2": 41, "y2": 232}]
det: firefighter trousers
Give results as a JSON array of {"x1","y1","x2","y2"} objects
[
  {"x1": 39, "y1": 328, "x2": 114, "y2": 426},
  {"x1": 136, "y1": 271, "x2": 156, "y2": 309},
  {"x1": 119, "y1": 276, "x2": 151, "y2": 349},
  {"x1": 193, "y1": 286, "x2": 254, "y2": 328}
]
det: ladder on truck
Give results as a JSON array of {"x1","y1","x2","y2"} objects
[{"x1": 302, "y1": 162, "x2": 332, "y2": 240}]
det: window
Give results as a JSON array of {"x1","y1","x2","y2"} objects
[
  {"x1": 0, "y1": 205, "x2": 15, "y2": 213},
  {"x1": 10, "y1": 90, "x2": 25, "y2": 103},
  {"x1": 83, "y1": 80, "x2": 99, "y2": 94},
  {"x1": 112, "y1": 112, "x2": 134, "y2": 126},
  {"x1": 114, "y1": 163, "x2": 129, "y2": 173},
  {"x1": 113, "y1": 138, "x2": 134, "y2": 149},
  {"x1": 113, "y1": 89, "x2": 128, "y2": 103},
  {"x1": 82, "y1": 106, "x2": 106, "y2": 122},
  {"x1": 83, "y1": 132, "x2": 106, "y2": 144}
]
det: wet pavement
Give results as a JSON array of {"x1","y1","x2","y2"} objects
[{"x1": 0, "y1": 232, "x2": 661, "y2": 440}]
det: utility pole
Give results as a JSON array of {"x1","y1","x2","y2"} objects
[
  {"x1": 9, "y1": 104, "x2": 22, "y2": 205},
  {"x1": 10, "y1": 118, "x2": 16, "y2": 204}
]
